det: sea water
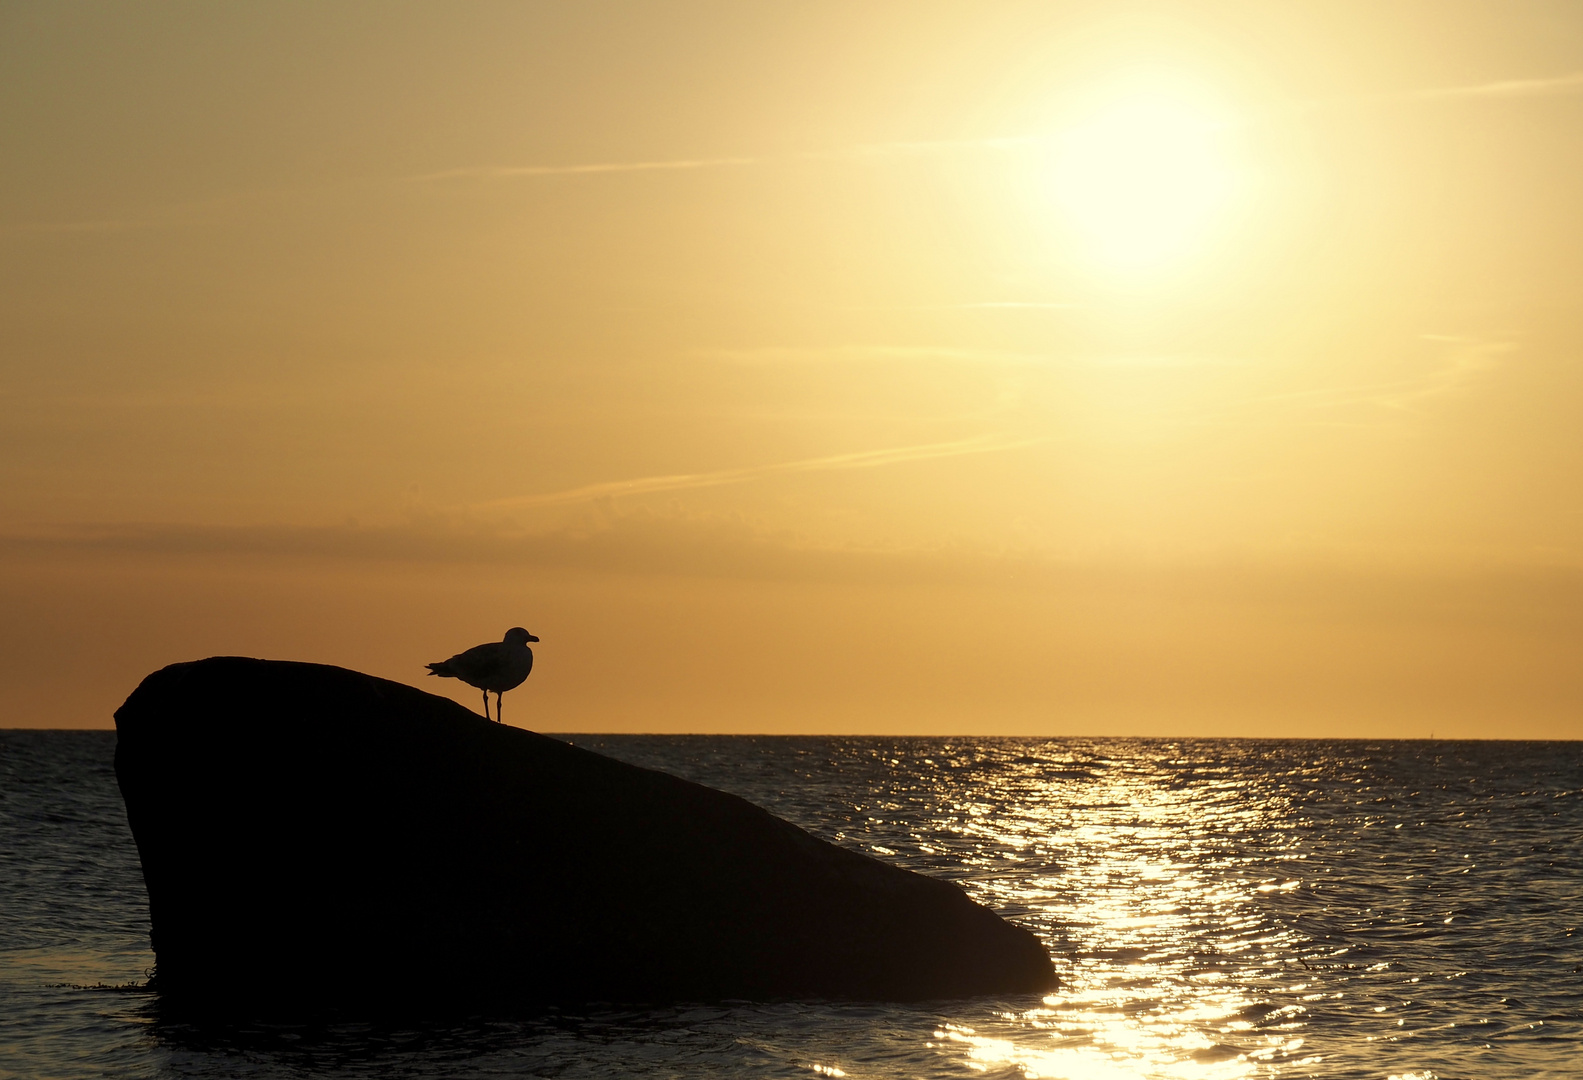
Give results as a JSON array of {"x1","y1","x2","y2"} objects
[{"x1": 1, "y1": 731, "x2": 1578, "y2": 1079}]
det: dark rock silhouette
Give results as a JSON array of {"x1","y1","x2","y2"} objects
[{"x1": 114, "y1": 657, "x2": 1057, "y2": 1011}]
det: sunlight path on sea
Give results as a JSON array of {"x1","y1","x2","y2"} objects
[
  {"x1": 606, "y1": 736, "x2": 1579, "y2": 1080},
  {"x1": 903, "y1": 748, "x2": 1318, "y2": 1078},
  {"x1": 582, "y1": 737, "x2": 1338, "y2": 1077}
]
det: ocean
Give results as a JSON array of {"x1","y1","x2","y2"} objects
[{"x1": 1, "y1": 731, "x2": 1578, "y2": 1079}]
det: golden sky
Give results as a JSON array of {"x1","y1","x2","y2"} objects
[{"x1": 4, "y1": 2, "x2": 1583, "y2": 736}]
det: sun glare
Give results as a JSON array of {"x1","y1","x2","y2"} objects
[{"x1": 1050, "y1": 86, "x2": 1240, "y2": 273}]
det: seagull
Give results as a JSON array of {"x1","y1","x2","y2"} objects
[{"x1": 425, "y1": 627, "x2": 539, "y2": 724}]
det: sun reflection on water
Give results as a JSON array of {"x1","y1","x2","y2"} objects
[{"x1": 912, "y1": 749, "x2": 1321, "y2": 1078}]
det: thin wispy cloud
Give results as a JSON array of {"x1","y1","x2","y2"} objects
[
  {"x1": 12, "y1": 136, "x2": 1041, "y2": 233},
  {"x1": 0, "y1": 218, "x2": 160, "y2": 237},
  {"x1": 1408, "y1": 334, "x2": 1514, "y2": 397},
  {"x1": 1251, "y1": 70, "x2": 1583, "y2": 125},
  {"x1": 856, "y1": 136, "x2": 1041, "y2": 155},
  {"x1": 1, "y1": 177, "x2": 380, "y2": 237},
  {"x1": 408, "y1": 156, "x2": 764, "y2": 182},
  {"x1": 405, "y1": 136, "x2": 1032, "y2": 185},
  {"x1": 475, "y1": 434, "x2": 1045, "y2": 511},
  {"x1": 1216, "y1": 335, "x2": 1515, "y2": 420},
  {"x1": 1327, "y1": 334, "x2": 1514, "y2": 411},
  {"x1": 1415, "y1": 71, "x2": 1583, "y2": 101},
  {"x1": 958, "y1": 301, "x2": 1076, "y2": 310},
  {"x1": 705, "y1": 345, "x2": 1041, "y2": 366}
]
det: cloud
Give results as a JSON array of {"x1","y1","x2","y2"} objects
[
  {"x1": 0, "y1": 178, "x2": 377, "y2": 237},
  {"x1": 1415, "y1": 71, "x2": 1583, "y2": 101},
  {"x1": 0, "y1": 218, "x2": 159, "y2": 236},
  {"x1": 406, "y1": 156, "x2": 763, "y2": 182},
  {"x1": 957, "y1": 302, "x2": 1076, "y2": 310},
  {"x1": 856, "y1": 136, "x2": 1040, "y2": 155},
  {"x1": 1360, "y1": 335, "x2": 1515, "y2": 409},
  {"x1": 9, "y1": 135, "x2": 1038, "y2": 239},
  {"x1": 403, "y1": 136, "x2": 1033, "y2": 186},
  {"x1": 474, "y1": 434, "x2": 1047, "y2": 511},
  {"x1": 1217, "y1": 335, "x2": 1515, "y2": 420},
  {"x1": 704, "y1": 345, "x2": 1042, "y2": 366},
  {"x1": 1414, "y1": 334, "x2": 1513, "y2": 386},
  {"x1": 1264, "y1": 72, "x2": 1583, "y2": 124},
  {"x1": 10, "y1": 516, "x2": 1583, "y2": 641},
  {"x1": 0, "y1": 514, "x2": 1027, "y2": 586}
]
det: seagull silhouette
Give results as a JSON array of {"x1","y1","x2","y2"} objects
[{"x1": 426, "y1": 627, "x2": 539, "y2": 724}]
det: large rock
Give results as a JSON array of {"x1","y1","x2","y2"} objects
[{"x1": 114, "y1": 658, "x2": 1057, "y2": 1010}]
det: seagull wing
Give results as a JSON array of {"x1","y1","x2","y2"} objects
[
  {"x1": 427, "y1": 640, "x2": 506, "y2": 683},
  {"x1": 449, "y1": 641, "x2": 509, "y2": 682}
]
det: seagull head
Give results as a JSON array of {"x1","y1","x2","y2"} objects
[{"x1": 504, "y1": 626, "x2": 540, "y2": 645}]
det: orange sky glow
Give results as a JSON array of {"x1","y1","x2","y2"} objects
[{"x1": 4, "y1": 2, "x2": 1583, "y2": 737}]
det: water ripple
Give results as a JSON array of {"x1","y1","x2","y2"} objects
[{"x1": 2, "y1": 732, "x2": 1579, "y2": 1078}]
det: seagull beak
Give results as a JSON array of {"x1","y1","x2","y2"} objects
[{"x1": 528, "y1": 634, "x2": 540, "y2": 642}]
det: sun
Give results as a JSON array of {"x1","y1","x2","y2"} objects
[{"x1": 1049, "y1": 85, "x2": 1241, "y2": 274}]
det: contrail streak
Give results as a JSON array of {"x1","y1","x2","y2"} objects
[{"x1": 476, "y1": 434, "x2": 1044, "y2": 510}]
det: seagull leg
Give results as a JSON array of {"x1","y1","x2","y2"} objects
[
  {"x1": 496, "y1": 692, "x2": 504, "y2": 725},
  {"x1": 481, "y1": 689, "x2": 491, "y2": 722}
]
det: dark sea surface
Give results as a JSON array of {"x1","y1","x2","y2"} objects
[{"x1": 2, "y1": 732, "x2": 1579, "y2": 1080}]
